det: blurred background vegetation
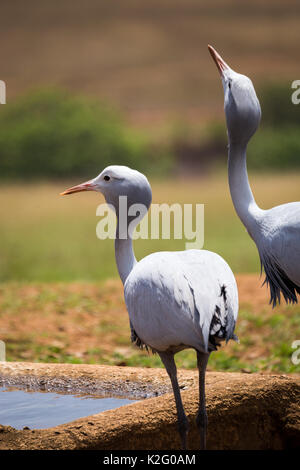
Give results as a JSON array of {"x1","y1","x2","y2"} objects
[
  {"x1": 0, "y1": 0, "x2": 299, "y2": 370},
  {"x1": 0, "y1": 0, "x2": 300, "y2": 185},
  {"x1": 0, "y1": 89, "x2": 172, "y2": 180},
  {"x1": 0, "y1": 82, "x2": 299, "y2": 182},
  {"x1": 0, "y1": 0, "x2": 299, "y2": 280}
]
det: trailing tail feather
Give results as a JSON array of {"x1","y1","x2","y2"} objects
[
  {"x1": 209, "y1": 285, "x2": 238, "y2": 351},
  {"x1": 260, "y1": 253, "x2": 300, "y2": 307},
  {"x1": 222, "y1": 286, "x2": 238, "y2": 344}
]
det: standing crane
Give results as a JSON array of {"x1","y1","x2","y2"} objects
[
  {"x1": 208, "y1": 45, "x2": 300, "y2": 307},
  {"x1": 61, "y1": 165, "x2": 239, "y2": 449}
]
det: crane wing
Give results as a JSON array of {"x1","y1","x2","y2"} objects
[
  {"x1": 178, "y1": 250, "x2": 238, "y2": 351},
  {"x1": 260, "y1": 202, "x2": 300, "y2": 306},
  {"x1": 125, "y1": 250, "x2": 238, "y2": 353}
]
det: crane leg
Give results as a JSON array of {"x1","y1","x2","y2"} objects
[
  {"x1": 196, "y1": 351, "x2": 209, "y2": 450},
  {"x1": 159, "y1": 351, "x2": 189, "y2": 450}
]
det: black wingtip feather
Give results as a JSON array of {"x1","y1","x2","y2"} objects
[{"x1": 260, "y1": 253, "x2": 300, "y2": 308}]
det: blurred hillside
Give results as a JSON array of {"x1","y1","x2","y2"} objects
[
  {"x1": 1, "y1": 0, "x2": 300, "y2": 128},
  {"x1": 0, "y1": 1, "x2": 299, "y2": 177}
]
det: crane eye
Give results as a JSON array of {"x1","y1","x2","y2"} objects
[{"x1": 104, "y1": 175, "x2": 110, "y2": 181}]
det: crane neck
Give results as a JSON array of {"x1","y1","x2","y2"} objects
[
  {"x1": 228, "y1": 141, "x2": 263, "y2": 238},
  {"x1": 114, "y1": 217, "x2": 137, "y2": 285}
]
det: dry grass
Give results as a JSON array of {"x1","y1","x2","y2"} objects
[
  {"x1": 0, "y1": 275, "x2": 299, "y2": 373},
  {"x1": 0, "y1": 173, "x2": 299, "y2": 372},
  {"x1": 0, "y1": 171, "x2": 299, "y2": 281}
]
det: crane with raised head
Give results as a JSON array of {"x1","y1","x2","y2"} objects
[
  {"x1": 61, "y1": 165, "x2": 239, "y2": 449},
  {"x1": 208, "y1": 45, "x2": 300, "y2": 307}
]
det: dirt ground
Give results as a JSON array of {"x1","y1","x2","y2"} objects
[{"x1": 0, "y1": 274, "x2": 299, "y2": 372}]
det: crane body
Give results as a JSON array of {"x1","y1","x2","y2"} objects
[
  {"x1": 61, "y1": 165, "x2": 239, "y2": 449},
  {"x1": 125, "y1": 249, "x2": 238, "y2": 354}
]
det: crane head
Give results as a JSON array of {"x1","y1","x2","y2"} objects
[
  {"x1": 60, "y1": 165, "x2": 152, "y2": 216},
  {"x1": 208, "y1": 45, "x2": 261, "y2": 145}
]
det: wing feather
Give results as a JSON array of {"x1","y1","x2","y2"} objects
[{"x1": 124, "y1": 250, "x2": 238, "y2": 353}]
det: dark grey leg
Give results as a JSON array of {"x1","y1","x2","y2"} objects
[
  {"x1": 196, "y1": 351, "x2": 209, "y2": 450},
  {"x1": 159, "y1": 351, "x2": 189, "y2": 450}
]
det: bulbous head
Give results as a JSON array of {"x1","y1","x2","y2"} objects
[
  {"x1": 92, "y1": 165, "x2": 152, "y2": 212},
  {"x1": 208, "y1": 45, "x2": 261, "y2": 145},
  {"x1": 61, "y1": 165, "x2": 152, "y2": 214}
]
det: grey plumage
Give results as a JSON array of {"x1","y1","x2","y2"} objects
[
  {"x1": 209, "y1": 45, "x2": 300, "y2": 307},
  {"x1": 61, "y1": 164, "x2": 239, "y2": 449},
  {"x1": 124, "y1": 249, "x2": 238, "y2": 355}
]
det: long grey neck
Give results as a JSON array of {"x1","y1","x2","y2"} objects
[
  {"x1": 115, "y1": 220, "x2": 137, "y2": 285},
  {"x1": 228, "y1": 141, "x2": 263, "y2": 238}
]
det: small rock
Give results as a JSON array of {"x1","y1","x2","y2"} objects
[{"x1": 241, "y1": 368, "x2": 252, "y2": 374}]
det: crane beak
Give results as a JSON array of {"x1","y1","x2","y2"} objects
[
  {"x1": 60, "y1": 179, "x2": 96, "y2": 196},
  {"x1": 208, "y1": 45, "x2": 230, "y2": 77}
]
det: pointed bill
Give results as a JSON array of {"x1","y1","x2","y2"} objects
[
  {"x1": 208, "y1": 45, "x2": 230, "y2": 77},
  {"x1": 60, "y1": 180, "x2": 96, "y2": 196}
]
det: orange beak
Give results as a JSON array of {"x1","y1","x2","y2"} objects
[
  {"x1": 208, "y1": 45, "x2": 230, "y2": 77},
  {"x1": 60, "y1": 180, "x2": 96, "y2": 196}
]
